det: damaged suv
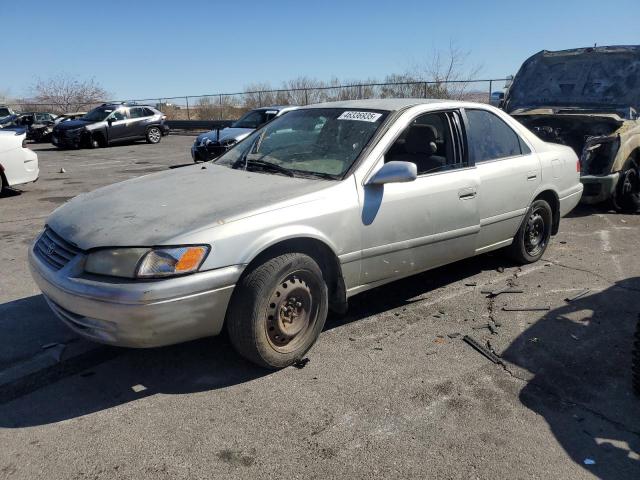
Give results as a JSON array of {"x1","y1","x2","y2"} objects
[{"x1": 505, "y1": 45, "x2": 640, "y2": 211}]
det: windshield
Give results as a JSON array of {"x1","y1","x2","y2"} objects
[
  {"x1": 0, "y1": 108, "x2": 11, "y2": 117},
  {"x1": 231, "y1": 109, "x2": 278, "y2": 129},
  {"x1": 215, "y1": 108, "x2": 388, "y2": 178},
  {"x1": 81, "y1": 106, "x2": 115, "y2": 122}
]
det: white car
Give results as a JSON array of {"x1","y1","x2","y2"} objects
[{"x1": 0, "y1": 130, "x2": 39, "y2": 194}]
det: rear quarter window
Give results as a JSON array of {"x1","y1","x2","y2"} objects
[{"x1": 465, "y1": 109, "x2": 527, "y2": 163}]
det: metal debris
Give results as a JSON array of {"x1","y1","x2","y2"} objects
[
  {"x1": 502, "y1": 306, "x2": 551, "y2": 312},
  {"x1": 59, "y1": 167, "x2": 66, "y2": 173},
  {"x1": 447, "y1": 332, "x2": 461, "y2": 339},
  {"x1": 480, "y1": 286, "x2": 524, "y2": 297},
  {"x1": 293, "y1": 358, "x2": 310, "y2": 369},
  {"x1": 565, "y1": 289, "x2": 590, "y2": 303},
  {"x1": 462, "y1": 335, "x2": 504, "y2": 366},
  {"x1": 131, "y1": 384, "x2": 147, "y2": 393},
  {"x1": 465, "y1": 282, "x2": 477, "y2": 287}
]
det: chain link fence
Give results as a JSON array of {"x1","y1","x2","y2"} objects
[{"x1": 7, "y1": 78, "x2": 509, "y2": 121}]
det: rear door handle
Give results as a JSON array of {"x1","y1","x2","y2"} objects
[{"x1": 458, "y1": 187, "x2": 477, "y2": 200}]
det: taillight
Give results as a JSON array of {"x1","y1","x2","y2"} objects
[
  {"x1": 576, "y1": 159, "x2": 581, "y2": 172},
  {"x1": 161, "y1": 115, "x2": 167, "y2": 121},
  {"x1": 22, "y1": 138, "x2": 27, "y2": 148}
]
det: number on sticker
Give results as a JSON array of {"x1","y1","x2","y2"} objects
[{"x1": 337, "y1": 111, "x2": 383, "y2": 122}]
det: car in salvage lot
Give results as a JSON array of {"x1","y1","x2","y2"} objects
[
  {"x1": 505, "y1": 45, "x2": 640, "y2": 212},
  {"x1": 191, "y1": 105, "x2": 298, "y2": 162},
  {"x1": 0, "y1": 130, "x2": 39, "y2": 194},
  {"x1": 52, "y1": 103, "x2": 169, "y2": 149},
  {"x1": 28, "y1": 98, "x2": 582, "y2": 368}
]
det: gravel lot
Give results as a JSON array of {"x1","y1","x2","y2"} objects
[{"x1": 1, "y1": 136, "x2": 639, "y2": 479}]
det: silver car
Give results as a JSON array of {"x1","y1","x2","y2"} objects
[
  {"x1": 191, "y1": 106, "x2": 298, "y2": 162},
  {"x1": 29, "y1": 99, "x2": 583, "y2": 368}
]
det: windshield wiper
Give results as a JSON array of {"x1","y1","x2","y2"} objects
[
  {"x1": 291, "y1": 170, "x2": 338, "y2": 180},
  {"x1": 244, "y1": 159, "x2": 295, "y2": 177}
]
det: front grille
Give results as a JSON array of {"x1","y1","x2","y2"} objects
[{"x1": 34, "y1": 227, "x2": 82, "y2": 270}]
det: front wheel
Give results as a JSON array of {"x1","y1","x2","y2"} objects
[
  {"x1": 612, "y1": 157, "x2": 640, "y2": 213},
  {"x1": 146, "y1": 126, "x2": 162, "y2": 144},
  {"x1": 508, "y1": 199, "x2": 553, "y2": 264},
  {"x1": 226, "y1": 253, "x2": 328, "y2": 369}
]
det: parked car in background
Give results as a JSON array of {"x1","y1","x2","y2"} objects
[
  {"x1": 55, "y1": 112, "x2": 87, "y2": 124},
  {"x1": 489, "y1": 91, "x2": 505, "y2": 108},
  {"x1": 29, "y1": 99, "x2": 582, "y2": 368},
  {"x1": 0, "y1": 105, "x2": 16, "y2": 118},
  {"x1": 18, "y1": 112, "x2": 59, "y2": 142},
  {"x1": 0, "y1": 130, "x2": 38, "y2": 194},
  {"x1": 505, "y1": 45, "x2": 640, "y2": 212},
  {"x1": 191, "y1": 105, "x2": 298, "y2": 162},
  {"x1": 52, "y1": 103, "x2": 169, "y2": 149}
]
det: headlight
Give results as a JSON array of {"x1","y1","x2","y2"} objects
[{"x1": 85, "y1": 245, "x2": 209, "y2": 279}]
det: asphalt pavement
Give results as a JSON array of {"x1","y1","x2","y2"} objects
[{"x1": 0, "y1": 136, "x2": 639, "y2": 479}]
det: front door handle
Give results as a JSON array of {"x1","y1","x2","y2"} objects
[
  {"x1": 458, "y1": 187, "x2": 477, "y2": 200},
  {"x1": 527, "y1": 171, "x2": 538, "y2": 180}
]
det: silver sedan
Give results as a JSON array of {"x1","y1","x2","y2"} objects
[{"x1": 29, "y1": 99, "x2": 583, "y2": 368}]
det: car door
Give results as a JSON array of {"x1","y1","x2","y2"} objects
[
  {"x1": 463, "y1": 108, "x2": 541, "y2": 252},
  {"x1": 106, "y1": 107, "x2": 130, "y2": 142},
  {"x1": 128, "y1": 107, "x2": 148, "y2": 138},
  {"x1": 357, "y1": 109, "x2": 480, "y2": 286}
]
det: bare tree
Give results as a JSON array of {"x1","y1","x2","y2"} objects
[
  {"x1": 412, "y1": 43, "x2": 483, "y2": 100},
  {"x1": 31, "y1": 74, "x2": 109, "y2": 113}
]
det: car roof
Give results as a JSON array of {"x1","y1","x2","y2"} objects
[{"x1": 301, "y1": 98, "x2": 455, "y2": 112}]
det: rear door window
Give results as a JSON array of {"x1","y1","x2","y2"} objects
[
  {"x1": 465, "y1": 109, "x2": 526, "y2": 163},
  {"x1": 129, "y1": 107, "x2": 144, "y2": 118}
]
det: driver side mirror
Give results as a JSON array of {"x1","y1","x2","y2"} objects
[
  {"x1": 366, "y1": 161, "x2": 417, "y2": 186},
  {"x1": 107, "y1": 117, "x2": 114, "y2": 126}
]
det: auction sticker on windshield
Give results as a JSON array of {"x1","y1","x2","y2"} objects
[{"x1": 337, "y1": 111, "x2": 383, "y2": 122}]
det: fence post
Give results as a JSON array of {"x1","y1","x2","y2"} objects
[
  {"x1": 219, "y1": 95, "x2": 223, "y2": 120},
  {"x1": 185, "y1": 96, "x2": 190, "y2": 120},
  {"x1": 258, "y1": 91, "x2": 262, "y2": 107},
  {"x1": 423, "y1": 82, "x2": 427, "y2": 98},
  {"x1": 488, "y1": 80, "x2": 493, "y2": 103}
]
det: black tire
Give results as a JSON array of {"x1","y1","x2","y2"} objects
[
  {"x1": 633, "y1": 314, "x2": 640, "y2": 397},
  {"x1": 508, "y1": 199, "x2": 553, "y2": 264},
  {"x1": 0, "y1": 174, "x2": 5, "y2": 196},
  {"x1": 226, "y1": 253, "x2": 328, "y2": 369},
  {"x1": 146, "y1": 126, "x2": 162, "y2": 144},
  {"x1": 612, "y1": 157, "x2": 640, "y2": 213}
]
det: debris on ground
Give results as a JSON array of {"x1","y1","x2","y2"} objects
[
  {"x1": 348, "y1": 337, "x2": 356, "y2": 342},
  {"x1": 59, "y1": 167, "x2": 66, "y2": 173},
  {"x1": 462, "y1": 335, "x2": 504, "y2": 366},
  {"x1": 564, "y1": 289, "x2": 590, "y2": 303},
  {"x1": 293, "y1": 358, "x2": 310, "y2": 369},
  {"x1": 583, "y1": 458, "x2": 596, "y2": 465},
  {"x1": 131, "y1": 384, "x2": 147, "y2": 393},
  {"x1": 502, "y1": 306, "x2": 551, "y2": 312},
  {"x1": 373, "y1": 347, "x2": 383, "y2": 351},
  {"x1": 447, "y1": 333, "x2": 461, "y2": 339},
  {"x1": 481, "y1": 286, "x2": 524, "y2": 298},
  {"x1": 465, "y1": 282, "x2": 477, "y2": 287},
  {"x1": 497, "y1": 266, "x2": 505, "y2": 273},
  {"x1": 433, "y1": 337, "x2": 446, "y2": 344}
]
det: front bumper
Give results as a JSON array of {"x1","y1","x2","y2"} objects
[
  {"x1": 580, "y1": 173, "x2": 620, "y2": 204},
  {"x1": 160, "y1": 124, "x2": 170, "y2": 136},
  {"x1": 28, "y1": 244, "x2": 243, "y2": 348},
  {"x1": 52, "y1": 130, "x2": 82, "y2": 148}
]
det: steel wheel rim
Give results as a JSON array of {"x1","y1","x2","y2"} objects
[
  {"x1": 149, "y1": 128, "x2": 160, "y2": 142},
  {"x1": 524, "y1": 207, "x2": 547, "y2": 257},
  {"x1": 264, "y1": 270, "x2": 319, "y2": 353}
]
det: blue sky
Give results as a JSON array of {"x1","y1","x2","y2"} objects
[{"x1": 3, "y1": 0, "x2": 640, "y2": 100}]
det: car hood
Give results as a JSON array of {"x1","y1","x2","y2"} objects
[
  {"x1": 504, "y1": 45, "x2": 640, "y2": 114},
  {"x1": 47, "y1": 164, "x2": 328, "y2": 250},
  {"x1": 55, "y1": 119, "x2": 91, "y2": 130},
  {"x1": 196, "y1": 127, "x2": 254, "y2": 144}
]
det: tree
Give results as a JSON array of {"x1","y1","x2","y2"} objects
[{"x1": 31, "y1": 74, "x2": 108, "y2": 113}]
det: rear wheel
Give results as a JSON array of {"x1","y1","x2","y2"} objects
[
  {"x1": 226, "y1": 253, "x2": 328, "y2": 369},
  {"x1": 612, "y1": 157, "x2": 640, "y2": 213},
  {"x1": 146, "y1": 126, "x2": 162, "y2": 144},
  {"x1": 508, "y1": 199, "x2": 553, "y2": 264}
]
